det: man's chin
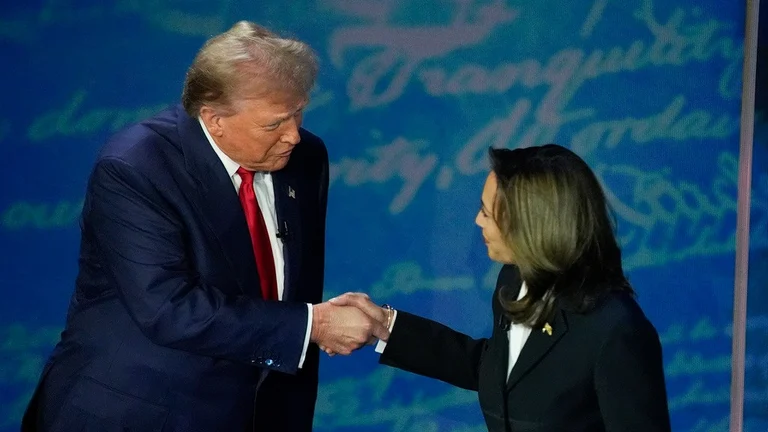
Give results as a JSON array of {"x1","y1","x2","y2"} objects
[{"x1": 268, "y1": 155, "x2": 291, "y2": 172}]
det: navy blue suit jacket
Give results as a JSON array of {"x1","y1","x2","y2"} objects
[{"x1": 22, "y1": 105, "x2": 329, "y2": 431}]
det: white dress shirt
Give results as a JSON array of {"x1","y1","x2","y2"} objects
[
  {"x1": 198, "y1": 117, "x2": 312, "y2": 368},
  {"x1": 506, "y1": 282, "x2": 532, "y2": 378},
  {"x1": 375, "y1": 282, "x2": 532, "y2": 380}
]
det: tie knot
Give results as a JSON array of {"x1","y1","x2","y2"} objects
[{"x1": 237, "y1": 167, "x2": 254, "y2": 183}]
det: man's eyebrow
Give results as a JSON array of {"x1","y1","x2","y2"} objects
[{"x1": 272, "y1": 103, "x2": 308, "y2": 123}]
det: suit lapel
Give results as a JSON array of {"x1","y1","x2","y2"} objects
[
  {"x1": 271, "y1": 169, "x2": 302, "y2": 302},
  {"x1": 493, "y1": 268, "x2": 520, "y2": 390},
  {"x1": 506, "y1": 305, "x2": 569, "y2": 390},
  {"x1": 176, "y1": 106, "x2": 260, "y2": 295}
]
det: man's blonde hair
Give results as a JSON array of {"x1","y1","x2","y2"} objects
[{"x1": 181, "y1": 21, "x2": 318, "y2": 116}]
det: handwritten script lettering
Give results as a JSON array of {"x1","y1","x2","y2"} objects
[
  {"x1": 665, "y1": 350, "x2": 731, "y2": 377},
  {"x1": 27, "y1": 91, "x2": 167, "y2": 142},
  {"x1": 330, "y1": 0, "x2": 740, "y2": 111},
  {"x1": 1, "y1": 0, "x2": 230, "y2": 42},
  {"x1": 1, "y1": 200, "x2": 83, "y2": 230},
  {"x1": 315, "y1": 367, "x2": 477, "y2": 430},
  {"x1": 329, "y1": 137, "x2": 438, "y2": 214},
  {"x1": 598, "y1": 152, "x2": 768, "y2": 269}
]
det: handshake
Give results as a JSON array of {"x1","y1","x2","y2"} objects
[{"x1": 309, "y1": 293, "x2": 390, "y2": 356}]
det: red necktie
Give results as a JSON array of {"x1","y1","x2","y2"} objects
[{"x1": 236, "y1": 167, "x2": 278, "y2": 301}]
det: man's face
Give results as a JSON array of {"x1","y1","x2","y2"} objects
[{"x1": 201, "y1": 90, "x2": 307, "y2": 172}]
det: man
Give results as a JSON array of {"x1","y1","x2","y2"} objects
[{"x1": 22, "y1": 21, "x2": 386, "y2": 431}]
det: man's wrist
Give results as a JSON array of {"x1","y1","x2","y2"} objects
[{"x1": 310, "y1": 303, "x2": 327, "y2": 343}]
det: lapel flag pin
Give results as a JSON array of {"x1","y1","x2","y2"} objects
[
  {"x1": 288, "y1": 186, "x2": 295, "y2": 199},
  {"x1": 542, "y1": 322, "x2": 552, "y2": 336}
]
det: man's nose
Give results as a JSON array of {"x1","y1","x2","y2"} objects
[{"x1": 282, "y1": 116, "x2": 301, "y2": 145}]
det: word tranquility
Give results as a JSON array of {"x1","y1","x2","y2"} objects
[{"x1": 330, "y1": 0, "x2": 741, "y2": 109}]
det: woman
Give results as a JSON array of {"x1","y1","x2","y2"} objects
[{"x1": 331, "y1": 144, "x2": 671, "y2": 431}]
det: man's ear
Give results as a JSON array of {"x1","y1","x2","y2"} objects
[{"x1": 199, "y1": 106, "x2": 224, "y2": 137}]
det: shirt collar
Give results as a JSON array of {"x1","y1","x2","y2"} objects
[{"x1": 517, "y1": 281, "x2": 527, "y2": 300}]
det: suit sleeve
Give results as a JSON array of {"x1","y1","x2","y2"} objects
[
  {"x1": 84, "y1": 157, "x2": 307, "y2": 374},
  {"x1": 379, "y1": 311, "x2": 487, "y2": 391},
  {"x1": 594, "y1": 316, "x2": 672, "y2": 432}
]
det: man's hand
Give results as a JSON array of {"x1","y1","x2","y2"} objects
[
  {"x1": 310, "y1": 298, "x2": 389, "y2": 356},
  {"x1": 330, "y1": 292, "x2": 387, "y2": 325},
  {"x1": 317, "y1": 292, "x2": 389, "y2": 356}
]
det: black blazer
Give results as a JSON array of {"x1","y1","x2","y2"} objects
[{"x1": 380, "y1": 265, "x2": 671, "y2": 432}]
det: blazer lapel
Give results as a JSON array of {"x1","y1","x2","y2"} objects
[
  {"x1": 493, "y1": 272, "x2": 520, "y2": 390},
  {"x1": 506, "y1": 304, "x2": 569, "y2": 391},
  {"x1": 176, "y1": 106, "x2": 259, "y2": 295},
  {"x1": 271, "y1": 169, "x2": 302, "y2": 302}
]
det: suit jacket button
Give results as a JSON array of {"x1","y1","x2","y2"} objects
[{"x1": 265, "y1": 359, "x2": 274, "y2": 366}]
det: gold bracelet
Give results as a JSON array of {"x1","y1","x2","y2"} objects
[{"x1": 382, "y1": 304, "x2": 393, "y2": 330}]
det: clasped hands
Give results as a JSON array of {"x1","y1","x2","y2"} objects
[{"x1": 310, "y1": 293, "x2": 388, "y2": 356}]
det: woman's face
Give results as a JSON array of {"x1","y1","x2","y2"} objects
[{"x1": 475, "y1": 172, "x2": 515, "y2": 264}]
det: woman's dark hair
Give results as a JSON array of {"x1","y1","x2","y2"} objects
[{"x1": 489, "y1": 144, "x2": 633, "y2": 327}]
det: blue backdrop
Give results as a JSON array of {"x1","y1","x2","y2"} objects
[{"x1": 1, "y1": 1, "x2": 766, "y2": 431}]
